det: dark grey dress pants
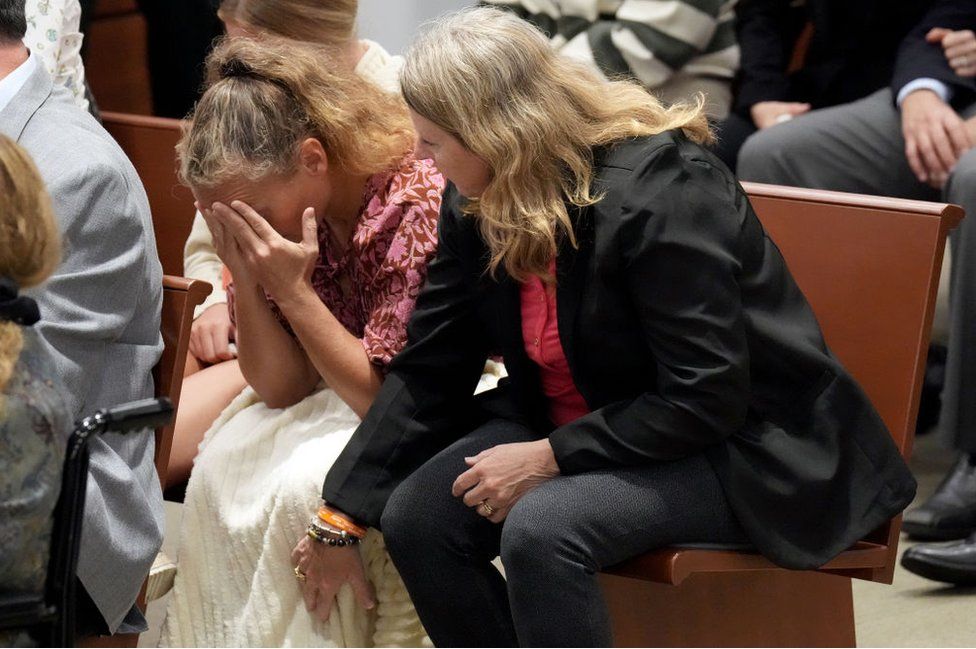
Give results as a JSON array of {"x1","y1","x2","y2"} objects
[{"x1": 380, "y1": 419, "x2": 748, "y2": 647}]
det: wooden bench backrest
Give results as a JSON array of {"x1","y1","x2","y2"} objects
[
  {"x1": 743, "y1": 182, "x2": 959, "y2": 457},
  {"x1": 153, "y1": 276, "x2": 212, "y2": 489},
  {"x1": 607, "y1": 185, "x2": 961, "y2": 589},
  {"x1": 103, "y1": 111, "x2": 194, "y2": 276},
  {"x1": 742, "y1": 182, "x2": 961, "y2": 578}
]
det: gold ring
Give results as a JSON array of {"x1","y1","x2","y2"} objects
[
  {"x1": 479, "y1": 500, "x2": 495, "y2": 516},
  {"x1": 294, "y1": 565, "x2": 306, "y2": 582}
]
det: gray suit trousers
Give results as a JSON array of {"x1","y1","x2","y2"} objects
[{"x1": 737, "y1": 88, "x2": 976, "y2": 452}]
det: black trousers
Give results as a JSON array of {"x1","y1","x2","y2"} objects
[
  {"x1": 710, "y1": 111, "x2": 758, "y2": 174},
  {"x1": 381, "y1": 419, "x2": 748, "y2": 647}
]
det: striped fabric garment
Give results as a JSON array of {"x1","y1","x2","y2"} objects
[{"x1": 483, "y1": 0, "x2": 739, "y2": 91}]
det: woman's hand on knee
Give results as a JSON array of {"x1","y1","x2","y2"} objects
[
  {"x1": 452, "y1": 439, "x2": 560, "y2": 523},
  {"x1": 291, "y1": 535, "x2": 376, "y2": 621}
]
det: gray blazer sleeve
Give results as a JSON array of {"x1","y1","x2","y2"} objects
[{"x1": 32, "y1": 160, "x2": 160, "y2": 415}]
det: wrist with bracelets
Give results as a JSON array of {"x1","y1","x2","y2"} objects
[{"x1": 307, "y1": 502, "x2": 365, "y2": 547}]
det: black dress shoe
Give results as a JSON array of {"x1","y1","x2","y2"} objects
[
  {"x1": 902, "y1": 455, "x2": 976, "y2": 541},
  {"x1": 901, "y1": 533, "x2": 976, "y2": 585}
]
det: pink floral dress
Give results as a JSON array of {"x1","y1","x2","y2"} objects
[{"x1": 228, "y1": 154, "x2": 444, "y2": 370}]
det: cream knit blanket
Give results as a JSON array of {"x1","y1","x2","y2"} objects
[{"x1": 159, "y1": 387, "x2": 430, "y2": 647}]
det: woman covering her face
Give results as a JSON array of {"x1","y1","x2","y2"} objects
[
  {"x1": 171, "y1": 0, "x2": 409, "y2": 491},
  {"x1": 159, "y1": 37, "x2": 441, "y2": 647},
  {"x1": 295, "y1": 7, "x2": 917, "y2": 646}
]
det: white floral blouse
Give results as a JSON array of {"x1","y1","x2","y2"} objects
[{"x1": 24, "y1": 0, "x2": 88, "y2": 111}]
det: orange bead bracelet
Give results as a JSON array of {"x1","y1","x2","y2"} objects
[{"x1": 317, "y1": 506, "x2": 366, "y2": 538}]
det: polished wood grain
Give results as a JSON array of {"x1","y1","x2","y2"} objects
[
  {"x1": 154, "y1": 276, "x2": 212, "y2": 491},
  {"x1": 102, "y1": 112, "x2": 194, "y2": 277}
]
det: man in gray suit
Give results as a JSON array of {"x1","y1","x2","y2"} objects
[{"x1": 0, "y1": 1, "x2": 164, "y2": 635}]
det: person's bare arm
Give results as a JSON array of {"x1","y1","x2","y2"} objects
[
  {"x1": 273, "y1": 288, "x2": 383, "y2": 419},
  {"x1": 202, "y1": 203, "x2": 319, "y2": 408},
  {"x1": 231, "y1": 279, "x2": 320, "y2": 408},
  {"x1": 211, "y1": 201, "x2": 382, "y2": 416}
]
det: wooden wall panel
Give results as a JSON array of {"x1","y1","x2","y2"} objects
[{"x1": 83, "y1": 1, "x2": 153, "y2": 115}]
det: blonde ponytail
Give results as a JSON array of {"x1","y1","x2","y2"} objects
[{"x1": 179, "y1": 36, "x2": 412, "y2": 190}]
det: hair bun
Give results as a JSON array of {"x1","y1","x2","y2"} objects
[
  {"x1": 219, "y1": 57, "x2": 257, "y2": 80},
  {"x1": 0, "y1": 278, "x2": 40, "y2": 326}
]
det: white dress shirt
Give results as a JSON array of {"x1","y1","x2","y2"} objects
[
  {"x1": 0, "y1": 51, "x2": 38, "y2": 114},
  {"x1": 897, "y1": 78, "x2": 953, "y2": 107}
]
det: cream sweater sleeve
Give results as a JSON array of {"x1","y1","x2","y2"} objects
[{"x1": 184, "y1": 211, "x2": 228, "y2": 318}]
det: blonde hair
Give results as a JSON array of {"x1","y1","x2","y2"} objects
[
  {"x1": 178, "y1": 36, "x2": 413, "y2": 190},
  {"x1": 0, "y1": 134, "x2": 61, "y2": 411},
  {"x1": 219, "y1": 0, "x2": 357, "y2": 46},
  {"x1": 402, "y1": 7, "x2": 712, "y2": 282}
]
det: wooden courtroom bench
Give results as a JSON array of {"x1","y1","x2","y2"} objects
[
  {"x1": 155, "y1": 276, "x2": 212, "y2": 487},
  {"x1": 103, "y1": 111, "x2": 194, "y2": 277},
  {"x1": 103, "y1": 111, "x2": 962, "y2": 646},
  {"x1": 600, "y1": 184, "x2": 962, "y2": 647},
  {"x1": 83, "y1": 1, "x2": 153, "y2": 115}
]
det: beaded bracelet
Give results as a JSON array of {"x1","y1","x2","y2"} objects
[
  {"x1": 308, "y1": 517, "x2": 345, "y2": 538},
  {"x1": 307, "y1": 520, "x2": 361, "y2": 547}
]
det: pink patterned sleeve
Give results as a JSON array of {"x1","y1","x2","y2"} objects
[{"x1": 361, "y1": 199, "x2": 440, "y2": 370}]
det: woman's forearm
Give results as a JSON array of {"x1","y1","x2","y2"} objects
[
  {"x1": 234, "y1": 281, "x2": 319, "y2": 408},
  {"x1": 275, "y1": 289, "x2": 384, "y2": 419}
]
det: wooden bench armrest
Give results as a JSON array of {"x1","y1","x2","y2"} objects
[
  {"x1": 154, "y1": 276, "x2": 213, "y2": 489},
  {"x1": 163, "y1": 274, "x2": 213, "y2": 304},
  {"x1": 605, "y1": 541, "x2": 890, "y2": 586}
]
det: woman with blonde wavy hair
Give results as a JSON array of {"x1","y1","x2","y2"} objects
[
  {"x1": 294, "y1": 7, "x2": 916, "y2": 646},
  {"x1": 158, "y1": 36, "x2": 440, "y2": 647},
  {"x1": 0, "y1": 134, "x2": 70, "y2": 646},
  {"x1": 171, "y1": 0, "x2": 404, "y2": 489}
]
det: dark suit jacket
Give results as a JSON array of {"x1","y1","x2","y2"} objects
[
  {"x1": 892, "y1": 0, "x2": 976, "y2": 109},
  {"x1": 734, "y1": 0, "x2": 934, "y2": 115},
  {"x1": 324, "y1": 131, "x2": 916, "y2": 570}
]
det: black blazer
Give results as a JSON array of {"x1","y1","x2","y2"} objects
[
  {"x1": 324, "y1": 131, "x2": 916, "y2": 570},
  {"x1": 733, "y1": 0, "x2": 934, "y2": 116}
]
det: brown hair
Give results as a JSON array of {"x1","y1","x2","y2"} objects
[
  {"x1": 218, "y1": 0, "x2": 357, "y2": 46},
  {"x1": 178, "y1": 36, "x2": 413, "y2": 190},
  {"x1": 402, "y1": 7, "x2": 712, "y2": 282},
  {"x1": 0, "y1": 134, "x2": 61, "y2": 410}
]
